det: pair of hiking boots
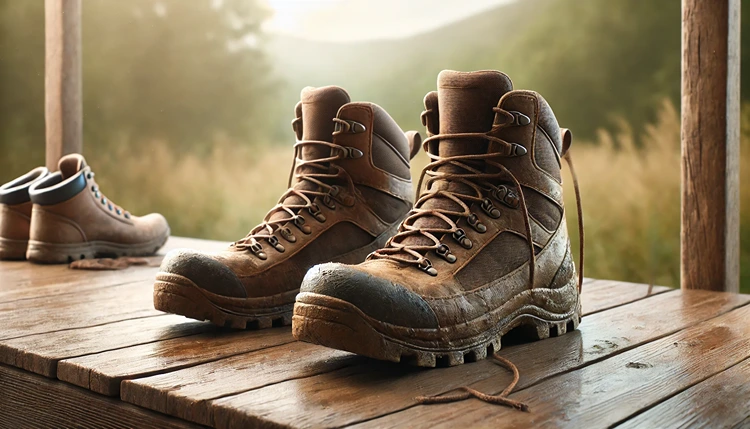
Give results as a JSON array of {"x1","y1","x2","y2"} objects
[
  {"x1": 156, "y1": 69, "x2": 584, "y2": 367},
  {"x1": 0, "y1": 154, "x2": 169, "y2": 263}
]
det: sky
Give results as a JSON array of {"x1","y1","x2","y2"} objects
[{"x1": 263, "y1": 0, "x2": 516, "y2": 42}]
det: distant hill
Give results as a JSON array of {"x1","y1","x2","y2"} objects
[{"x1": 265, "y1": 0, "x2": 749, "y2": 142}]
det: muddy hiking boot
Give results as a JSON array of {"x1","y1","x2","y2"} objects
[
  {"x1": 26, "y1": 154, "x2": 170, "y2": 263},
  {"x1": 154, "y1": 86, "x2": 421, "y2": 329},
  {"x1": 294, "y1": 70, "x2": 585, "y2": 367},
  {"x1": 0, "y1": 167, "x2": 50, "y2": 260}
]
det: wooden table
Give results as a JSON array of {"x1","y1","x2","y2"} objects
[{"x1": 0, "y1": 237, "x2": 748, "y2": 428}]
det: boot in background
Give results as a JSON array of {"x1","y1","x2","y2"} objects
[
  {"x1": 27, "y1": 154, "x2": 170, "y2": 263},
  {"x1": 0, "y1": 167, "x2": 50, "y2": 260}
]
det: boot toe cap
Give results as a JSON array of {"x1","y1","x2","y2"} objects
[
  {"x1": 300, "y1": 263, "x2": 439, "y2": 329},
  {"x1": 160, "y1": 249, "x2": 247, "y2": 298}
]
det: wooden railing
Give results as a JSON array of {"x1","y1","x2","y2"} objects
[{"x1": 43, "y1": 0, "x2": 741, "y2": 292}]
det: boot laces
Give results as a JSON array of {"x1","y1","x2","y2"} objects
[
  {"x1": 86, "y1": 171, "x2": 130, "y2": 219},
  {"x1": 233, "y1": 118, "x2": 357, "y2": 259},
  {"x1": 370, "y1": 107, "x2": 585, "y2": 294}
]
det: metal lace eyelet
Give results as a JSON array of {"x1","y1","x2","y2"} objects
[
  {"x1": 467, "y1": 213, "x2": 487, "y2": 233},
  {"x1": 322, "y1": 195, "x2": 336, "y2": 209},
  {"x1": 329, "y1": 186, "x2": 340, "y2": 197},
  {"x1": 108, "y1": 203, "x2": 113, "y2": 211},
  {"x1": 294, "y1": 215, "x2": 311, "y2": 234},
  {"x1": 452, "y1": 228, "x2": 473, "y2": 249},
  {"x1": 101, "y1": 197, "x2": 107, "y2": 205},
  {"x1": 90, "y1": 185, "x2": 97, "y2": 192},
  {"x1": 86, "y1": 172, "x2": 93, "y2": 180},
  {"x1": 124, "y1": 213, "x2": 131, "y2": 219},
  {"x1": 342, "y1": 146, "x2": 364, "y2": 159},
  {"x1": 116, "y1": 208, "x2": 122, "y2": 215},
  {"x1": 418, "y1": 258, "x2": 438, "y2": 276},
  {"x1": 481, "y1": 198, "x2": 501, "y2": 218},
  {"x1": 308, "y1": 203, "x2": 326, "y2": 223},
  {"x1": 249, "y1": 242, "x2": 267, "y2": 260},
  {"x1": 267, "y1": 236, "x2": 285, "y2": 253},
  {"x1": 493, "y1": 186, "x2": 520, "y2": 208},
  {"x1": 510, "y1": 111, "x2": 531, "y2": 126},
  {"x1": 94, "y1": 191, "x2": 100, "y2": 198},
  {"x1": 279, "y1": 227, "x2": 296, "y2": 243},
  {"x1": 436, "y1": 244, "x2": 457, "y2": 263}
]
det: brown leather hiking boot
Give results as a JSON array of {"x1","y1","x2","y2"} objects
[
  {"x1": 26, "y1": 154, "x2": 170, "y2": 263},
  {"x1": 294, "y1": 70, "x2": 584, "y2": 366},
  {"x1": 0, "y1": 167, "x2": 50, "y2": 260},
  {"x1": 154, "y1": 86, "x2": 420, "y2": 329}
]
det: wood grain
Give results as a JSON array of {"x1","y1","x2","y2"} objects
[
  {"x1": 618, "y1": 356, "x2": 750, "y2": 429},
  {"x1": 365, "y1": 303, "x2": 750, "y2": 429},
  {"x1": 0, "y1": 363, "x2": 202, "y2": 429},
  {"x1": 681, "y1": 0, "x2": 741, "y2": 292},
  {"x1": 57, "y1": 327, "x2": 296, "y2": 396},
  {"x1": 0, "y1": 315, "x2": 211, "y2": 377},
  {"x1": 0, "y1": 281, "x2": 161, "y2": 341},
  {"x1": 210, "y1": 290, "x2": 749, "y2": 429},
  {"x1": 44, "y1": 0, "x2": 82, "y2": 169},
  {"x1": 581, "y1": 279, "x2": 669, "y2": 315},
  {"x1": 122, "y1": 342, "x2": 358, "y2": 426}
]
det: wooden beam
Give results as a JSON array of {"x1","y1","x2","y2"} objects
[
  {"x1": 45, "y1": 0, "x2": 82, "y2": 170},
  {"x1": 681, "y1": 0, "x2": 741, "y2": 292}
]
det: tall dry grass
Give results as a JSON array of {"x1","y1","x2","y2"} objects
[{"x1": 83, "y1": 101, "x2": 749, "y2": 292}]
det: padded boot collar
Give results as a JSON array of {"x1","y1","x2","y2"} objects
[
  {"x1": 0, "y1": 167, "x2": 50, "y2": 205},
  {"x1": 29, "y1": 168, "x2": 88, "y2": 206}
]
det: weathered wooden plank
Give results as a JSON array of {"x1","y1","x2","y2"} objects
[
  {"x1": 44, "y1": 0, "x2": 82, "y2": 169},
  {"x1": 581, "y1": 279, "x2": 669, "y2": 315},
  {"x1": 0, "y1": 281, "x2": 160, "y2": 340},
  {"x1": 0, "y1": 315, "x2": 212, "y2": 378},
  {"x1": 364, "y1": 303, "x2": 750, "y2": 429},
  {"x1": 681, "y1": 0, "x2": 741, "y2": 292},
  {"x1": 618, "y1": 356, "x2": 750, "y2": 429},
  {"x1": 57, "y1": 327, "x2": 295, "y2": 396},
  {"x1": 209, "y1": 290, "x2": 749, "y2": 429},
  {"x1": 0, "y1": 363, "x2": 202, "y2": 429},
  {"x1": 122, "y1": 342, "x2": 358, "y2": 426}
]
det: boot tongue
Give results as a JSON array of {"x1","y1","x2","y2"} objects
[
  {"x1": 402, "y1": 70, "x2": 513, "y2": 250},
  {"x1": 58, "y1": 154, "x2": 87, "y2": 179},
  {"x1": 267, "y1": 86, "x2": 350, "y2": 225}
]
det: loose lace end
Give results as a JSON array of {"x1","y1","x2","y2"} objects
[{"x1": 414, "y1": 354, "x2": 530, "y2": 412}]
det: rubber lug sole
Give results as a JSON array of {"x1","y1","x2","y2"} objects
[
  {"x1": 293, "y1": 293, "x2": 581, "y2": 368},
  {"x1": 154, "y1": 273, "x2": 293, "y2": 330},
  {"x1": 26, "y1": 232, "x2": 170, "y2": 264}
]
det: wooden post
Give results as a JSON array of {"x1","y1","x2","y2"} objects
[
  {"x1": 45, "y1": 0, "x2": 82, "y2": 170},
  {"x1": 681, "y1": 0, "x2": 740, "y2": 292}
]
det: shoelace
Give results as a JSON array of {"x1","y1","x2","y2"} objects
[
  {"x1": 233, "y1": 118, "x2": 357, "y2": 259},
  {"x1": 369, "y1": 107, "x2": 584, "y2": 294},
  {"x1": 86, "y1": 171, "x2": 130, "y2": 219},
  {"x1": 416, "y1": 354, "x2": 530, "y2": 411}
]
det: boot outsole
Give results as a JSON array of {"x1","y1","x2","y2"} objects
[
  {"x1": 153, "y1": 273, "x2": 294, "y2": 330},
  {"x1": 293, "y1": 292, "x2": 581, "y2": 367},
  {"x1": 25, "y1": 232, "x2": 170, "y2": 264}
]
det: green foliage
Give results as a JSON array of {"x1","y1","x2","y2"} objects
[{"x1": 0, "y1": 0, "x2": 278, "y2": 178}]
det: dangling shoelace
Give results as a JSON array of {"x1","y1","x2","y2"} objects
[{"x1": 232, "y1": 118, "x2": 357, "y2": 259}]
